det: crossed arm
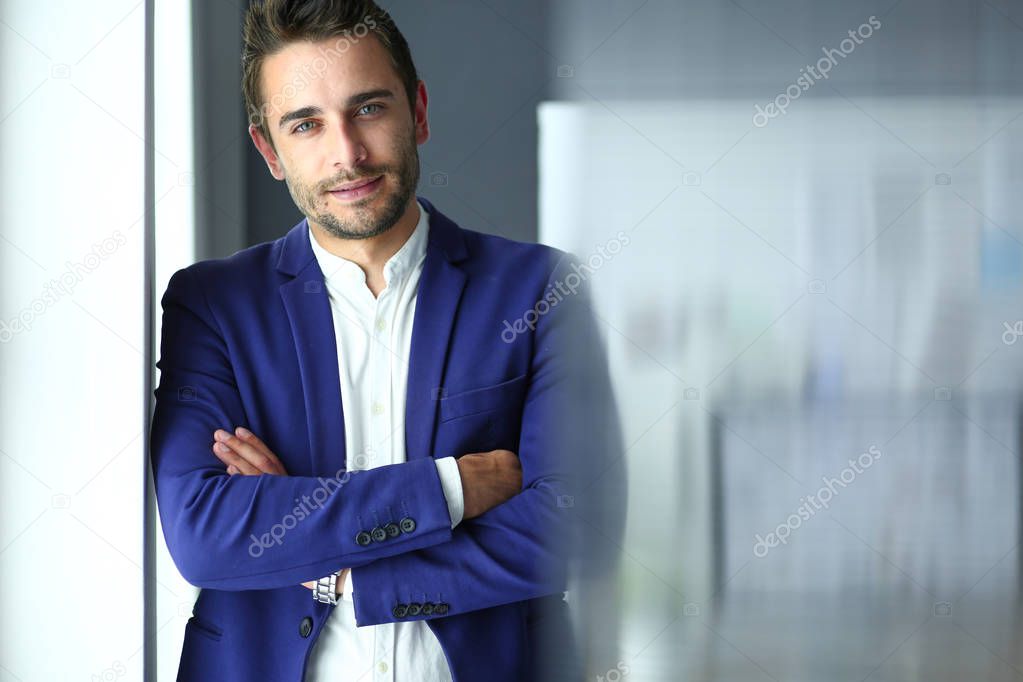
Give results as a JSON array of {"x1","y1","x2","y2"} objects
[{"x1": 208, "y1": 426, "x2": 523, "y2": 598}]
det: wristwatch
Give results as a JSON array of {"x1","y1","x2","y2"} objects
[{"x1": 312, "y1": 572, "x2": 339, "y2": 605}]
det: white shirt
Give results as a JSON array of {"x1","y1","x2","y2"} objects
[{"x1": 304, "y1": 199, "x2": 462, "y2": 682}]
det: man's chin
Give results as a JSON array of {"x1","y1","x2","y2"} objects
[{"x1": 315, "y1": 213, "x2": 394, "y2": 241}]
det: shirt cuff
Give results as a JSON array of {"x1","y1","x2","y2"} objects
[{"x1": 433, "y1": 456, "x2": 464, "y2": 528}]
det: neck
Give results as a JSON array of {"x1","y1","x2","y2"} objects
[{"x1": 310, "y1": 197, "x2": 421, "y2": 275}]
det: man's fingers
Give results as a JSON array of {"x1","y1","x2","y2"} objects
[
  {"x1": 212, "y1": 428, "x2": 287, "y2": 475},
  {"x1": 212, "y1": 442, "x2": 261, "y2": 475},
  {"x1": 233, "y1": 428, "x2": 288, "y2": 474},
  {"x1": 215, "y1": 438, "x2": 273, "y2": 474},
  {"x1": 234, "y1": 428, "x2": 288, "y2": 474}
]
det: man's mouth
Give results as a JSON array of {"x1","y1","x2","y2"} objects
[{"x1": 327, "y1": 175, "x2": 383, "y2": 201}]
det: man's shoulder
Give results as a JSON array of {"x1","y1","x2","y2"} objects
[
  {"x1": 167, "y1": 229, "x2": 291, "y2": 298},
  {"x1": 455, "y1": 222, "x2": 571, "y2": 284},
  {"x1": 189, "y1": 235, "x2": 286, "y2": 278}
]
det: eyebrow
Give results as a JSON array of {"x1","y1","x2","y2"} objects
[{"x1": 277, "y1": 89, "x2": 396, "y2": 129}]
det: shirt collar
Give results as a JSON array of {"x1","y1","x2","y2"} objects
[{"x1": 308, "y1": 197, "x2": 430, "y2": 291}]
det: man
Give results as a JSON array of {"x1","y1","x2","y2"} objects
[{"x1": 149, "y1": 1, "x2": 624, "y2": 680}]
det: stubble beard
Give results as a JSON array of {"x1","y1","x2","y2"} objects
[{"x1": 286, "y1": 127, "x2": 420, "y2": 241}]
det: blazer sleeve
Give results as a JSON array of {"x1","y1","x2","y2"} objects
[
  {"x1": 149, "y1": 266, "x2": 455, "y2": 591},
  {"x1": 349, "y1": 253, "x2": 626, "y2": 625}
]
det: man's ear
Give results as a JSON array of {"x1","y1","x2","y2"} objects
[
  {"x1": 248, "y1": 124, "x2": 286, "y2": 180},
  {"x1": 413, "y1": 80, "x2": 429, "y2": 146}
]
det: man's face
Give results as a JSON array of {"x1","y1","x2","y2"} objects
[{"x1": 250, "y1": 35, "x2": 427, "y2": 240}]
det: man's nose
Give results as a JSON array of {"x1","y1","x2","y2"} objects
[{"x1": 328, "y1": 119, "x2": 368, "y2": 170}]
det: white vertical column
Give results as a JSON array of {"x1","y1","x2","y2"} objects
[
  {"x1": 151, "y1": 0, "x2": 197, "y2": 679},
  {"x1": 0, "y1": 1, "x2": 148, "y2": 679}
]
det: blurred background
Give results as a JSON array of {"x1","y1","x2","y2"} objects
[{"x1": 2, "y1": 0, "x2": 1022, "y2": 680}]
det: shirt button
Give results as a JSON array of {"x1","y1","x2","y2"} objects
[
  {"x1": 377, "y1": 661, "x2": 389, "y2": 673},
  {"x1": 372, "y1": 403, "x2": 384, "y2": 415},
  {"x1": 375, "y1": 318, "x2": 386, "y2": 332}
]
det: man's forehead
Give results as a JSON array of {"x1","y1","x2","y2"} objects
[
  {"x1": 262, "y1": 36, "x2": 391, "y2": 89},
  {"x1": 260, "y1": 37, "x2": 398, "y2": 113}
]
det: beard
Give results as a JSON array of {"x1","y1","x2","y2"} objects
[{"x1": 284, "y1": 125, "x2": 420, "y2": 240}]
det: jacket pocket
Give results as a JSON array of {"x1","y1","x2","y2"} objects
[{"x1": 439, "y1": 373, "x2": 529, "y2": 423}]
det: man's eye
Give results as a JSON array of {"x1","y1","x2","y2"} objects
[
  {"x1": 357, "y1": 103, "x2": 383, "y2": 116},
  {"x1": 293, "y1": 121, "x2": 316, "y2": 134}
]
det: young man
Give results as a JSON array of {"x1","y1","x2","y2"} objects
[{"x1": 150, "y1": 1, "x2": 623, "y2": 680}]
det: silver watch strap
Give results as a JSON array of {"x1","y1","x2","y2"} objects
[{"x1": 312, "y1": 572, "x2": 339, "y2": 605}]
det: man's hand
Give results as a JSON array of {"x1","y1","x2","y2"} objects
[
  {"x1": 212, "y1": 427, "x2": 347, "y2": 595},
  {"x1": 457, "y1": 449, "x2": 522, "y2": 520},
  {"x1": 211, "y1": 427, "x2": 288, "y2": 476}
]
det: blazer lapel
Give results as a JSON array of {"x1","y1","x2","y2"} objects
[
  {"x1": 277, "y1": 218, "x2": 347, "y2": 476},
  {"x1": 404, "y1": 197, "x2": 468, "y2": 462}
]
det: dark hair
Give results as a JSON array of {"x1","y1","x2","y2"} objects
[{"x1": 242, "y1": 0, "x2": 419, "y2": 143}]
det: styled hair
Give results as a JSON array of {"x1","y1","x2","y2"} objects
[{"x1": 242, "y1": 0, "x2": 419, "y2": 142}]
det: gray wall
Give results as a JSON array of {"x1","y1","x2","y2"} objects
[
  {"x1": 192, "y1": 0, "x2": 247, "y2": 260},
  {"x1": 546, "y1": 0, "x2": 1022, "y2": 100}
]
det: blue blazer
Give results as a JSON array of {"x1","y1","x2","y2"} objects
[{"x1": 150, "y1": 197, "x2": 622, "y2": 681}]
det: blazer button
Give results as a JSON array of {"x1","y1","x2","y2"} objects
[
  {"x1": 434, "y1": 603, "x2": 449, "y2": 615},
  {"x1": 399, "y1": 517, "x2": 416, "y2": 533},
  {"x1": 384, "y1": 522, "x2": 400, "y2": 538},
  {"x1": 355, "y1": 531, "x2": 372, "y2": 546},
  {"x1": 421, "y1": 602, "x2": 434, "y2": 615},
  {"x1": 392, "y1": 603, "x2": 408, "y2": 619},
  {"x1": 299, "y1": 616, "x2": 313, "y2": 638},
  {"x1": 370, "y1": 526, "x2": 387, "y2": 543},
  {"x1": 406, "y1": 602, "x2": 422, "y2": 616}
]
